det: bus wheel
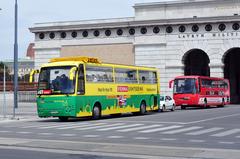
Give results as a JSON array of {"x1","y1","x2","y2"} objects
[
  {"x1": 92, "y1": 105, "x2": 101, "y2": 120},
  {"x1": 140, "y1": 101, "x2": 146, "y2": 115},
  {"x1": 181, "y1": 106, "x2": 186, "y2": 110},
  {"x1": 218, "y1": 98, "x2": 225, "y2": 108},
  {"x1": 203, "y1": 99, "x2": 208, "y2": 109},
  {"x1": 58, "y1": 117, "x2": 69, "y2": 122},
  {"x1": 171, "y1": 104, "x2": 175, "y2": 111}
]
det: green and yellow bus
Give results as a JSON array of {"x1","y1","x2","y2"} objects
[{"x1": 31, "y1": 57, "x2": 160, "y2": 121}]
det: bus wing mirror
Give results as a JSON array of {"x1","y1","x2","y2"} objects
[
  {"x1": 29, "y1": 69, "x2": 39, "y2": 83},
  {"x1": 69, "y1": 67, "x2": 77, "y2": 80},
  {"x1": 169, "y1": 80, "x2": 174, "y2": 88}
]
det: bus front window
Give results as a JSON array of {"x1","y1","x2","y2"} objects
[
  {"x1": 174, "y1": 78, "x2": 197, "y2": 94},
  {"x1": 38, "y1": 66, "x2": 76, "y2": 95}
]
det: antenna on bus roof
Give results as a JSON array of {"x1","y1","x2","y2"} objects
[{"x1": 50, "y1": 56, "x2": 101, "y2": 63}]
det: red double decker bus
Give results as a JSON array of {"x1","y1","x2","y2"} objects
[{"x1": 169, "y1": 76, "x2": 230, "y2": 109}]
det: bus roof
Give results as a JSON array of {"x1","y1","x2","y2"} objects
[
  {"x1": 41, "y1": 56, "x2": 158, "y2": 71},
  {"x1": 174, "y1": 75, "x2": 226, "y2": 80}
]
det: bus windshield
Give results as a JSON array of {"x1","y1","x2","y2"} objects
[
  {"x1": 38, "y1": 66, "x2": 76, "y2": 95},
  {"x1": 174, "y1": 78, "x2": 197, "y2": 94}
]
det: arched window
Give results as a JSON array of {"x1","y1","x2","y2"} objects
[
  {"x1": 153, "y1": 26, "x2": 160, "y2": 34},
  {"x1": 140, "y1": 27, "x2": 147, "y2": 34},
  {"x1": 179, "y1": 25, "x2": 186, "y2": 33},
  {"x1": 166, "y1": 26, "x2": 173, "y2": 33},
  {"x1": 49, "y1": 32, "x2": 55, "y2": 39},
  {"x1": 205, "y1": 24, "x2": 212, "y2": 32}
]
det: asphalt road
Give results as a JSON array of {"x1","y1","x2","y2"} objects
[{"x1": 0, "y1": 105, "x2": 240, "y2": 159}]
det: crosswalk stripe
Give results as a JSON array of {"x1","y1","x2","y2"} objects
[
  {"x1": 57, "y1": 123, "x2": 105, "y2": 130},
  {"x1": 97, "y1": 124, "x2": 143, "y2": 131},
  {"x1": 211, "y1": 129, "x2": 240, "y2": 137},
  {"x1": 139, "y1": 125, "x2": 182, "y2": 133},
  {"x1": 186, "y1": 127, "x2": 224, "y2": 135},
  {"x1": 161, "y1": 126, "x2": 202, "y2": 134},
  {"x1": 22, "y1": 123, "x2": 60, "y2": 128},
  {"x1": 117, "y1": 124, "x2": 161, "y2": 132},
  {"x1": 38, "y1": 123, "x2": 84, "y2": 129},
  {"x1": 75, "y1": 123, "x2": 124, "y2": 130}
]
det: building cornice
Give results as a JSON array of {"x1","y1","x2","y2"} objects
[
  {"x1": 29, "y1": 15, "x2": 240, "y2": 33},
  {"x1": 134, "y1": 0, "x2": 235, "y2": 9}
]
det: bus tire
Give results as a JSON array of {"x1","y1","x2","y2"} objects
[
  {"x1": 140, "y1": 101, "x2": 146, "y2": 115},
  {"x1": 218, "y1": 98, "x2": 225, "y2": 108},
  {"x1": 171, "y1": 104, "x2": 175, "y2": 111},
  {"x1": 92, "y1": 104, "x2": 101, "y2": 120},
  {"x1": 58, "y1": 117, "x2": 69, "y2": 122},
  {"x1": 181, "y1": 106, "x2": 186, "y2": 110},
  {"x1": 203, "y1": 98, "x2": 208, "y2": 109}
]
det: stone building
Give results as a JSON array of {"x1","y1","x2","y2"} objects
[{"x1": 29, "y1": 0, "x2": 240, "y2": 103}]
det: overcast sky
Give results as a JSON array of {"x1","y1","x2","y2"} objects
[{"x1": 0, "y1": 0, "x2": 171, "y2": 61}]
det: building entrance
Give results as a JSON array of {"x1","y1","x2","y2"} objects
[
  {"x1": 224, "y1": 48, "x2": 240, "y2": 104},
  {"x1": 183, "y1": 49, "x2": 210, "y2": 76}
]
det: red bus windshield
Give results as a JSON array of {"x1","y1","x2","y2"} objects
[{"x1": 174, "y1": 78, "x2": 197, "y2": 94}]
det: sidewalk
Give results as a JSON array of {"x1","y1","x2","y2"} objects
[{"x1": 0, "y1": 101, "x2": 38, "y2": 121}]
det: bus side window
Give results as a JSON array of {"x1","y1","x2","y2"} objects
[{"x1": 78, "y1": 64, "x2": 85, "y2": 95}]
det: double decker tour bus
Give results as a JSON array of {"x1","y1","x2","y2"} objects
[
  {"x1": 169, "y1": 76, "x2": 230, "y2": 109},
  {"x1": 30, "y1": 57, "x2": 160, "y2": 121}
]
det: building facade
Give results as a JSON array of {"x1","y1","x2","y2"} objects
[{"x1": 30, "y1": 0, "x2": 240, "y2": 103}]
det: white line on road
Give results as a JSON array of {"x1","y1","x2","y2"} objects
[
  {"x1": 0, "y1": 131, "x2": 11, "y2": 133},
  {"x1": 161, "y1": 127, "x2": 202, "y2": 135},
  {"x1": 60, "y1": 134, "x2": 76, "y2": 137},
  {"x1": 16, "y1": 132, "x2": 32, "y2": 134},
  {"x1": 57, "y1": 123, "x2": 105, "y2": 130},
  {"x1": 160, "y1": 138, "x2": 177, "y2": 141},
  {"x1": 185, "y1": 113, "x2": 240, "y2": 125},
  {"x1": 97, "y1": 124, "x2": 143, "y2": 131},
  {"x1": 83, "y1": 135, "x2": 100, "y2": 138},
  {"x1": 189, "y1": 140, "x2": 205, "y2": 143},
  {"x1": 38, "y1": 123, "x2": 85, "y2": 129},
  {"x1": 107, "y1": 136, "x2": 124, "y2": 139},
  {"x1": 139, "y1": 125, "x2": 183, "y2": 133},
  {"x1": 211, "y1": 129, "x2": 240, "y2": 137},
  {"x1": 38, "y1": 133, "x2": 54, "y2": 136},
  {"x1": 134, "y1": 137, "x2": 150, "y2": 140},
  {"x1": 186, "y1": 127, "x2": 224, "y2": 135},
  {"x1": 75, "y1": 123, "x2": 124, "y2": 130},
  {"x1": 117, "y1": 124, "x2": 161, "y2": 132},
  {"x1": 218, "y1": 141, "x2": 235, "y2": 145}
]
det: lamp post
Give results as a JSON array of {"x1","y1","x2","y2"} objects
[{"x1": 13, "y1": 0, "x2": 18, "y2": 118}]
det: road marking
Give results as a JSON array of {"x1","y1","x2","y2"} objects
[
  {"x1": 21, "y1": 123, "x2": 59, "y2": 128},
  {"x1": 17, "y1": 132, "x2": 32, "y2": 134},
  {"x1": 38, "y1": 133, "x2": 54, "y2": 135},
  {"x1": 38, "y1": 123, "x2": 83, "y2": 129},
  {"x1": 0, "y1": 130, "x2": 11, "y2": 133},
  {"x1": 219, "y1": 141, "x2": 235, "y2": 144},
  {"x1": 185, "y1": 113, "x2": 240, "y2": 125},
  {"x1": 134, "y1": 137, "x2": 150, "y2": 140},
  {"x1": 83, "y1": 135, "x2": 100, "y2": 138},
  {"x1": 75, "y1": 123, "x2": 124, "y2": 130},
  {"x1": 186, "y1": 127, "x2": 224, "y2": 135},
  {"x1": 97, "y1": 124, "x2": 143, "y2": 131},
  {"x1": 189, "y1": 140, "x2": 205, "y2": 143},
  {"x1": 57, "y1": 123, "x2": 105, "y2": 130},
  {"x1": 161, "y1": 126, "x2": 202, "y2": 134},
  {"x1": 60, "y1": 134, "x2": 76, "y2": 137},
  {"x1": 117, "y1": 124, "x2": 161, "y2": 132},
  {"x1": 211, "y1": 129, "x2": 240, "y2": 137},
  {"x1": 236, "y1": 136, "x2": 240, "y2": 138},
  {"x1": 107, "y1": 136, "x2": 124, "y2": 139},
  {"x1": 139, "y1": 125, "x2": 182, "y2": 133},
  {"x1": 160, "y1": 138, "x2": 177, "y2": 141}
]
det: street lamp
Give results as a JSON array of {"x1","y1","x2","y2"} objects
[{"x1": 13, "y1": 0, "x2": 18, "y2": 118}]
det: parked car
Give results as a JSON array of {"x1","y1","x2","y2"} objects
[{"x1": 159, "y1": 95, "x2": 175, "y2": 112}]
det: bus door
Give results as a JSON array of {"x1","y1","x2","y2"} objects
[{"x1": 77, "y1": 64, "x2": 85, "y2": 95}]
